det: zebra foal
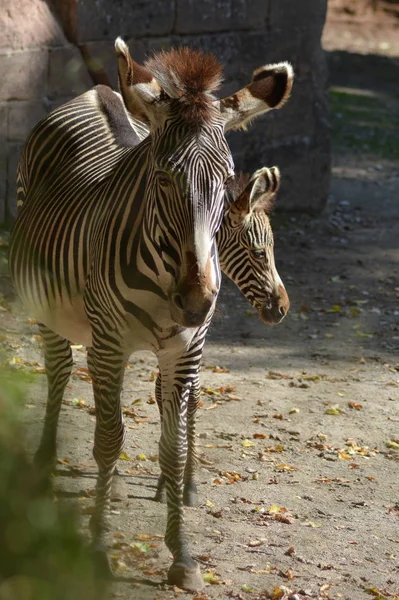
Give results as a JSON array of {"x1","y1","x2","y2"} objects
[{"x1": 9, "y1": 40, "x2": 293, "y2": 590}]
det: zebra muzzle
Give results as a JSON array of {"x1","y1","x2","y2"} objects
[
  {"x1": 259, "y1": 284, "x2": 290, "y2": 325},
  {"x1": 170, "y1": 284, "x2": 217, "y2": 328}
]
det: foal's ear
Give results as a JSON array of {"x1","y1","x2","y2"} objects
[
  {"x1": 219, "y1": 63, "x2": 293, "y2": 132},
  {"x1": 233, "y1": 167, "x2": 280, "y2": 215},
  {"x1": 115, "y1": 37, "x2": 164, "y2": 126}
]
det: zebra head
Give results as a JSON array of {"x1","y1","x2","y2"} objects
[
  {"x1": 219, "y1": 167, "x2": 290, "y2": 324},
  {"x1": 115, "y1": 39, "x2": 293, "y2": 329}
]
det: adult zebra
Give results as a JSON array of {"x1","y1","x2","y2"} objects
[{"x1": 9, "y1": 40, "x2": 293, "y2": 591}]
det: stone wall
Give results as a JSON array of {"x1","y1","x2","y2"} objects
[{"x1": 0, "y1": 0, "x2": 330, "y2": 223}]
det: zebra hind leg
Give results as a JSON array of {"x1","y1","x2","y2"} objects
[
  {"x1": 33, "y1": 324, "x2": 73, "y2": 485},
  {"x1": 154, "y1": 373, "x2": 167, "y2": 503},
  {"x1": 154, "y1": 373, "x2": 199, "y2": 507},
  {"x1": 87, "y1": 344, "x2": 126, "y2": 579}
]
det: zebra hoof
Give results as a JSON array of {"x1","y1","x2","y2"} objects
[
  {"x1": 33, "y1": 447, "x2": 55, "y2": 475},
  {"x1": 167, "y1": 561, "x2": 204, "y2": 591},
  {"x1": 92, "y1": 549, "x2": 114, "y2": 580},
  {"x1": 111, "y1": 473, "x2": 127, "y2": 502},
  {"x1": 183, "y1": 483, "x2": 198, "y2": 507},
  {"x1": 154, "y1": 474, "x2": 166, "y2": 503},
  {"x1": 33, "y1": 454, "x2": 55, "y2": 494},
  {"x1": 154, "y1": 487, "x2": 167, "y2": 503}
]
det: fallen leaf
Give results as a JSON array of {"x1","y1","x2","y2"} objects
[
  {"x1": 241, "y1": 439, "x2": 255, "y2": 448},
  {"x1": 202, "y1": 571, "x2": 220, "y2": 584},
  {"x1": 282, "y1": 569, "x2": 294, "y2": 580},
  {"x1": 267, "y1": 587, "x2": 285, "y2": 600},
  {"x1": 247, "y1": 539, "x2": 264, "y2": 547},
  {"x1": 207, "y1": 366, "x2": 229, "y2": 373},
  {"x1": 130, "y1": 541, "x2": 151, "y2": 555},
  {"x1": 304, "y1": 521, "x2": 322, "y2": 528},
  {"x1": 325, "y1": 406, "x2": 343, "y2": 415},
  {"x1": 226, "y1": 394, "x2": 242, "y2": 401},
  {"x1": 266, "y1": 371, "x2": 292, "y2": 380},
  {"x1": 268, "y1": 505, "x2": 286, "y2": 514},
  {"x1": 348, "y1": 401, "x2": 363, "y2": 410},
  {"x1": 302, "y1": 374, "x2": 321, "y2": 382},
  {"x1": 274, "y1": 513, "x2": 295, "y2": 524},
  {"x1": 386, "y1": 440, "x2": 399, "y2": 450},
  {"x1": 204, "y1": 403, "x2": 219, "y2": 410},
  {"x1": 275, "y1": 463, "x2": 299, "y2": 471},
  {"x1": 134, "y1": 534, "x2": 152, "y2": 541},
  {"x1": 119, "y1": 452, "x2": 131, "y2": 461},
  {"x1": 72, "y1": 397, "x2": 86, "y2": 408},
  {"x1": 325, "y1": 304, "x2": 341, "y2": 313},
  {"x1": 355, "y1": 330, "x2": 374, "y2": 338},
  {"x1": 72, "y1": 367, "x2": 92, "y2": 382},
  {"x1": 338, "y1": 451, "x2": 352, "y2": 460},
  {"x1": 264, "y1": 445, "x2": 285, "y2": 453},
  {"x1": 219, "y1": 470, "x2": 242, "y2": 483}
]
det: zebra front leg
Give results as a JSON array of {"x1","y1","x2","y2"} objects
[
  {"x1": 34, "y1": 324, "x2": 73, "y2": 482},
  {"x1": 154, "y1": 373, "x2": 199, "y2": 507},
  {"x1": 159, "y1": 357, "x2": 204, "y2": 592},
  {"x1": 183, "y1": 374, "x2": 200, "y2": 507},
  {"x1": 87, "y1": 343, "x2": 126, "y2": 577}
]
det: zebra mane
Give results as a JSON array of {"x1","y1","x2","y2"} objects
[{"x1": 144, "y1": 47, "x2": 223, "y2": 124}]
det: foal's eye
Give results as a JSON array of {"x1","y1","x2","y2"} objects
[{"x1": 250, "y1": 249, "x2": 266, "y2": 260}]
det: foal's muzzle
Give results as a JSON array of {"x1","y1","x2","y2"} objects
[{"x1": 259, "y1": 285, "x2": 290, "y2": 325}]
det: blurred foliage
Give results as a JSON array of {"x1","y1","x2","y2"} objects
[
  {"x1": 0, "y1": 368, "x2": 101, "y2": 600},
  {"x1": 330, "y1": 87, "x2": 399, "y2": 159}
]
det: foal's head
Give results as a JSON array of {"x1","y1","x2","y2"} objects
[{"x1": 219, "y1": 167, "x2": 290, "y2": 324}]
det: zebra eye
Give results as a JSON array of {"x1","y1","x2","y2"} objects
[
  {"x1": 157, "y1": 172, "x2": 172, "y2": 187},
  {"x1": 251, "y1": 249, "x2": 266, "y2": 260}
]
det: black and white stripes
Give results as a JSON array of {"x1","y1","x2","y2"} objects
[{"x1": 9, "y1": 43, "x2": 293, "y2": 592}]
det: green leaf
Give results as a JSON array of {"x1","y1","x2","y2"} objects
[
  {"x1": 203, "y1": 571, "x2": 220, "y2": 584},
  {"x1": 119, "y1": 452, "x2": 131, "y2": 461}
]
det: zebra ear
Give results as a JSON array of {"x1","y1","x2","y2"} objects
[
  {"x1": 232, "y1": 167, "x2": 280, "y2": 217},
  {"x1": 219, "y1": 63, "x2": 293, "y2": 132},
  {"x1": 115, "y1": 37, "x2": 164, "y2": 126}
]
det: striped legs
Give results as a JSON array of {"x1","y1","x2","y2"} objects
[
  {"x1": 86, "y1": 341, "x2": 126, "y2": 568},
  {"x1": 34, "y1": 323, "x2": 73, "y2": 477},
  {"x1": 158, "y1": 350, "x2": 204, "y2": 591},
  {"x1": 155, "y1": 373, "x2": 200, "y2": 507}
]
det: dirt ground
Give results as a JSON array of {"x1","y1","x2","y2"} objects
[{"x1": 1, "y1": 8, "x2": 399, "y2": 600}]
